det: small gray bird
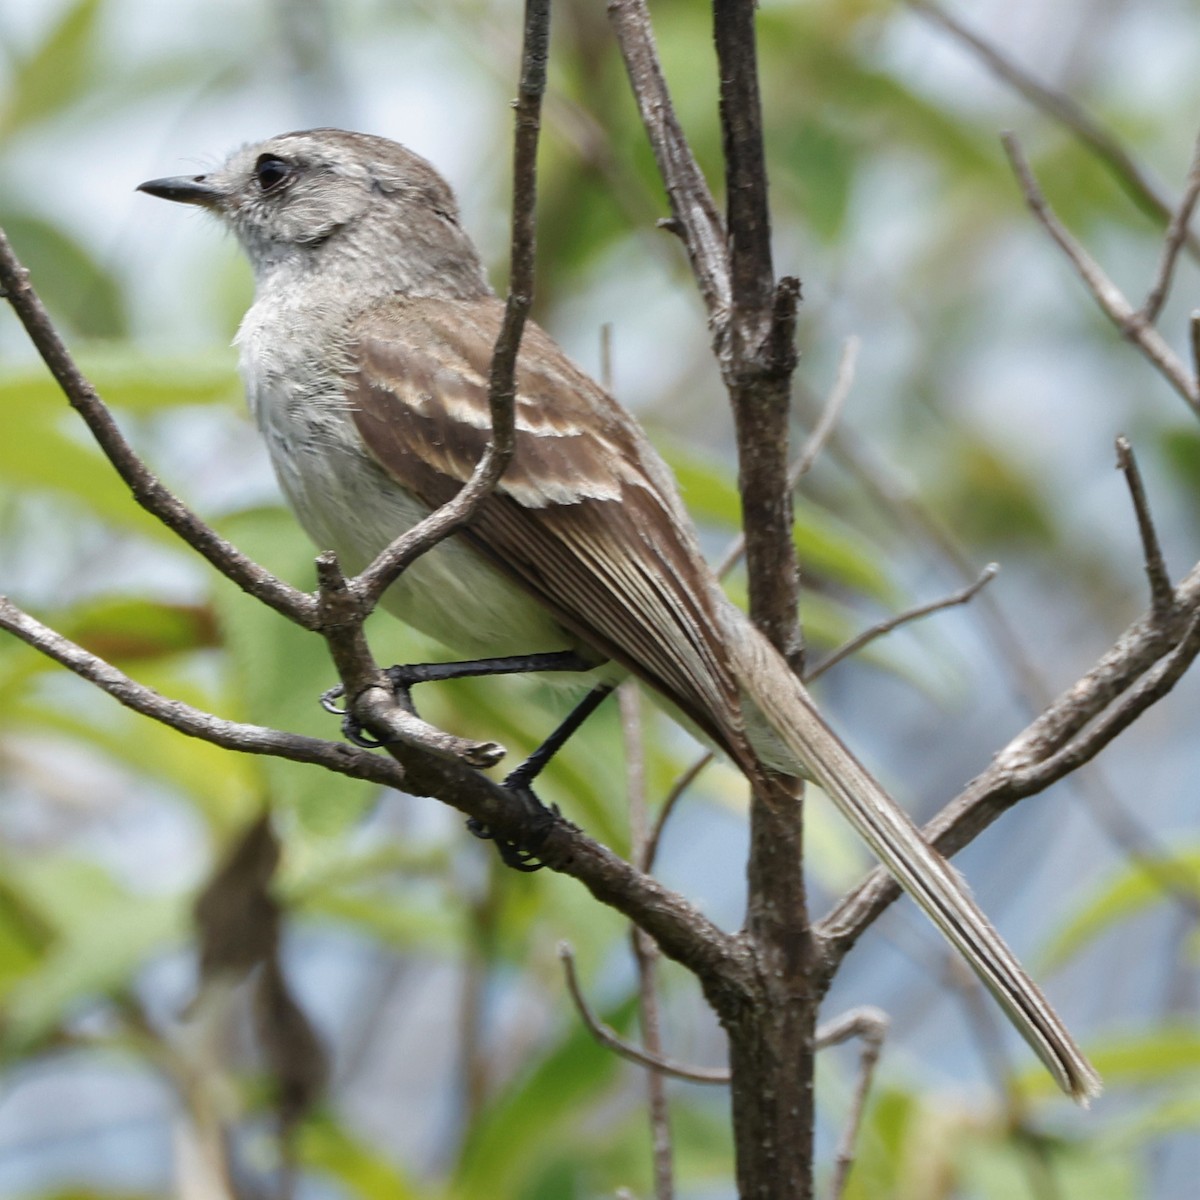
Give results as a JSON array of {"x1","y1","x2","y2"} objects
[{"x1": 139, "y1": 128, "x2": 1099, "y2": 1101}]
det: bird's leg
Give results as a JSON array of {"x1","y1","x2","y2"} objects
[
  {"x1": 320, "y1": 649, "x2": 596, "y2": 746},
  {"x1": 470, "y1": 683, "x2": 616, "y2": 871},
  {"x1": 321, "y1": 649, "x2": 612, "y2": 870}
]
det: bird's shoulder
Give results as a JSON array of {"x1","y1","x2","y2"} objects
[{"x1": 344, "y1": 295, "x2": 681, "y2": 513}]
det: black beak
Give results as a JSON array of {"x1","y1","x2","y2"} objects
[{"x1": 136, "y1": 174, "x2": 225, "y2": 208}]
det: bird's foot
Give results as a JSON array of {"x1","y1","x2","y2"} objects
[{"x1": 467, "y1": 770, "x2": 558, "y2": 872}]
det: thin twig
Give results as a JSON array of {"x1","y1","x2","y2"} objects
[
  {"x1": 355, "y1": 0, "x2": 550, "y2": 612},
  {"x1": 907, "y1": 0, "x2": 1200, "y2": 260},
  {"x1": 0, "y1": 230, "x2": 318, "y2": 630},
  {"x1": 819, "y1": 569, "x2": 1200, "y2": 959},
  {"x1": 1011, "y1": 611, "x2": 1200, "y2": 792},
  {"x1": 0, "y1": 595, "x2": 404, "y2": 788},
  {"x1": 715, "y1": 335, "x2": 860, "y2": 579},
  {"x1": 644, "y1": 751, "x2": 713, "y2": 873},
  {"x1": 817, "y1": 1007, "x2": 889, "y2": 1200},
  {"x1": 1140, "y1": 129, "x2": 1200, "y2": 323},
  {"x1": 1001, "y1": 133, "x2": 1200, "y2": 415},
  {"x1": 607, "y1": 0, "x2": 731, "y2": 323},
  {"x1": 1115, "y1": 437, "x2": 1174, "y2": 618},
  {"x1": 558, "y1": 943, "x2": 730, "y2": 1084},
  {"x1": 792, "y1": 336, "x2": 860, "y2": 483},
  {"x1": 807, "y1": 564, "x2": 999, "y2": 684},
  {"x1": 622, "y1": 682, "x2": 676, "y2": 1200},
  {"x1": 805, "y1": 392, "x2": 1200, "y2": 923}
]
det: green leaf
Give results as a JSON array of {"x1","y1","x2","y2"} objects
[
  {"x1": 1039, "y1": 847, "x2": 1200, "y2": 971},
  {"x1": 662, "y1": 443, "x2": 896, "y2": 601},
  {"x1": 0, "y1": 403, "x2": 187, "y2": 545},
  {"x1": 1, "y1": 857, "x2": 188, "y2": 1051},
  {"x1": 58, "y1": 596, "x2": 219, "y2": 662},
  {"x1": 1015, "y1": 1026, "x2": 1200, "y2": 1097},
  {"x1": 0, "y1": 0, "x2": 104, "y2": 139},
  {"x1": 0, "y1": 215, "x2": 127, "y2": 338},
  {"x1": 0, "y1": 347, "x2": 239, "y2": 415},
  {"x1": 0, "y1": 875, "x2": 55, "y2": 992},
  {"x1": 959, "y1": 1129, "x2": 1139, "y2": 1200},
  {"x1": 209, "y1": 506, "x2": 378, "y2": 833},
  {"x1": 453, "y1": 995, "x2": 637, "y2": 1198},
  {"x1": 298, "y1": 1111, "x2": 424, "y2": 1199}
]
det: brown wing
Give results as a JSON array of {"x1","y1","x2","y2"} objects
[{"x1": 344, "y1": 295, "x2": 747, "y2": 757}]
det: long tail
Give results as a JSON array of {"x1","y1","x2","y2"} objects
[{"x1": 730, "y1": 624, "x2": 1101, "y2": 1103}]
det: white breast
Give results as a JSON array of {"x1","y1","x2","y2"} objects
[{"x1": 235, "y1": 297, "x2": 576, "y2": 660}]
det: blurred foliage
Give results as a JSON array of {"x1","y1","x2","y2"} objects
[{"x1": 2, "y1": 0, "x2": 1200, "y2": 1197}]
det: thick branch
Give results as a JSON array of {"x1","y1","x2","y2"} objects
[{"x1": 1, "y1": 587, "x2": 748, "y2": 989}]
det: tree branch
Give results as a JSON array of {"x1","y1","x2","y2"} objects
[
  {"x1": 819, "y1": 564, "x2": 1200, "y2": 959},
  {"x1": 1002, "y1": 133, "x2": 1200, "y2": 415},
  {"x1": 353, "y1": 0, "x2": 550, "y2": 613},
  {"x1": 808, "y1": 564, "x2": 998, "y2": 684},
  {"x1": 1139, "y1": 128, "x2": 1200, "y2": 324},
  {"x1": 559, "y1": 942, "x2": 730, "y2": 1085},
  {"x1": 1115, "y1": 437, "x2": 1174, "y2": 618},
  {"x1": 0, "y1": 595, "x2": 398, "y2": 786},
  {"x1": 819, "y1": 1007, "x2": 889, "y2": 1200},
  {"x1": 0, "y1": 229, "x2": 318, "y2": 629},
  {"x1": 607, "y1": 0, "x2": 731, "y2": 324},
  {"x1": 907, "y1": 0, "x2": 1200, "y2": 260}
]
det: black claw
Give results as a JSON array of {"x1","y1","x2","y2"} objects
[
  {"x1": 467, "y1": 780, "x2": 557, "y2": 872},
  {"x1": 342, "y1": 714, "x2": 387, "y2": 748}
]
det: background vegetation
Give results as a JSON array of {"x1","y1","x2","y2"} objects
[{"x1": 1, "y1": 0, "x2": 1198, "y2": 1197}]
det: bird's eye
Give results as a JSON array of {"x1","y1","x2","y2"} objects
[{"x1": 254, "y1": 155, "x2": 291, "y2": 192}]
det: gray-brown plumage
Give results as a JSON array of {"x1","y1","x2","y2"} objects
[{"x1": 139, "y1": 128, "x2": 1100, "y2": 1101}]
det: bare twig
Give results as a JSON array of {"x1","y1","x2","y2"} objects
[
  {"x1": 1140, "y1": 130, "x2": 1200, "y2": 323},
  {"x1": 558, "y1": 943, "x2": 730, "y2": 1085},
  {"x1": 0, "y1": 230, "x2": 318, "y2": 630},
  {"x1": 355, "y1": 0, "x2": 550, "y2": 612},
  {"x1": 621, "y1": 682, "x2": 676, "y2": 1200},
  {"x1": 1001, "y1": 133, "x2": 1200, "y2": 415},
  {"x1": 644, "y1": 751, "x2": 713, "y2": 874},
  {"x1": 907, "y1": 0, "x2": 1200, "y2": 261},
  {"x1": 792, "y1": 337, "x2": 860, "y2": 484},
  {"x1": 803, "y1": 393, "x2": 1200, "y2": 922},
  {"x1": 0, "y1": 595, "x2": 403, "y2": 787},
  {"x1": 808, "y1": 564, "x2": 999, "y2": 684},
  {"x1": 1115, "y1": 437, "x2": 1174, "y2": 618},
  {"x1": 819, "y1": 567, "x2": 1200, "y2": 958},
  {"x1": 607, "y1": 0, "x2": 731, "y2": 322},
  {"x1": 715, "y1": 335, "x2": 860, "y2": 579},
  {"x1": 817, "y1": 1007, "x2": 889, "y2": 1200}
]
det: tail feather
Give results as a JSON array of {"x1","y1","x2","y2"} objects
[{"x1": 732, "y1": 626, "x2": 1101, "y2": 1103}]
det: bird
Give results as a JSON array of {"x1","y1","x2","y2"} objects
[{"x1": 138, "y1": 128, "x2": 1100, "y2": 1101}]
